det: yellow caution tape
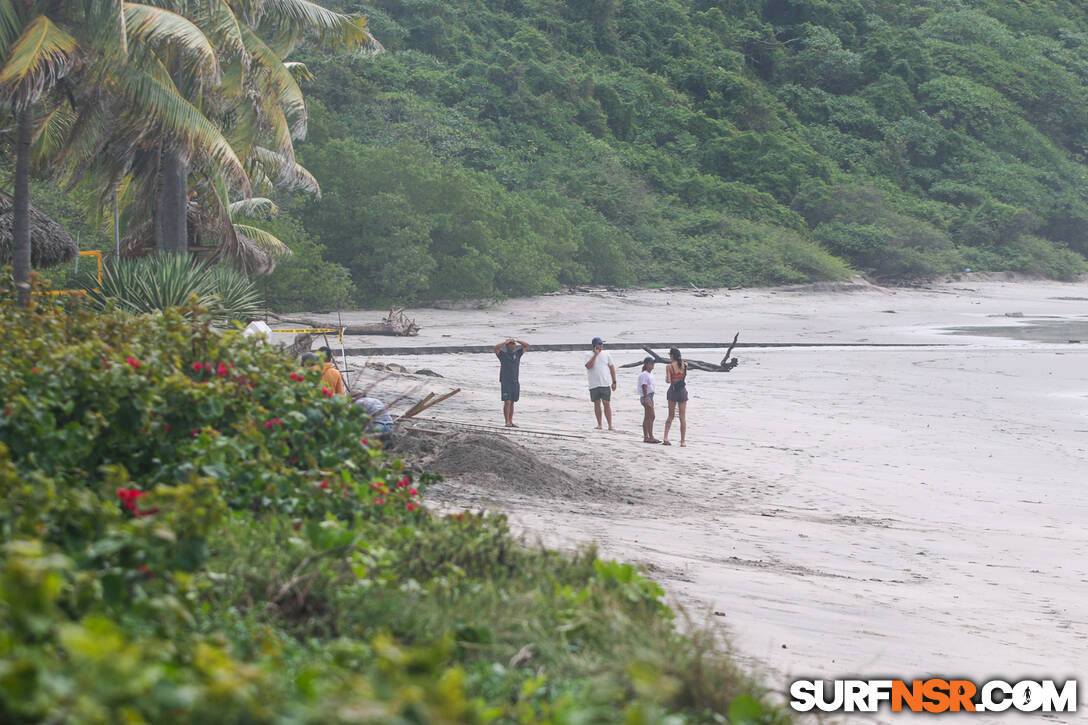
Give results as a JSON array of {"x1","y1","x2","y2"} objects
[{"x1": 270, "y1": 328, "x2": 340, "y2": 334}]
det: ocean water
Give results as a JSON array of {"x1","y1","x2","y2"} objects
[{"x1": 945, "y1": 318, "x2": 1088, "y2": 343}]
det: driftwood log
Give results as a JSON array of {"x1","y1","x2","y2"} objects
[
  {"x1": 620, "y1": 333, "x2": 740, "y2": 372},
  {"x1": 270, "y1": 307, "x2": 420, "y2": 336}
]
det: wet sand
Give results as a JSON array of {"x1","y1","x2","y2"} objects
[{"x1": 313, "y1": 277, "x2": 1088, "y2": 722}]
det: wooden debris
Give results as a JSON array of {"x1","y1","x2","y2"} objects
[
  {"x1": 619, "y1": 335, "x2": 740, "y2": 372},
  {"x1": 402, "y1": 393, "x2": 435, "y2": 419},
  {"x1": 365, "y1": 362, "x2": 408, "y2": 373},
  {"x1": 401, "y1": 389, "x2": 461, "y2": 420},
  {"x1": 269, "y1": 307, "x2": 420, "y2": 336}
]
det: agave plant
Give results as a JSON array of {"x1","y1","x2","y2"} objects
[
  {"x1": 86, "y1": 253, "x2": 264, "y2": 324},
  {"x1": 205, "y1": 263, "x2": 265, "y2": 321}
]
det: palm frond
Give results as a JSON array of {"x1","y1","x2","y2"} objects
[
  {"x1": 118, "y1": 0, "x2": 128, "y2": 59},
  {"x1": 0, "y1": 0, "x2": 23, "y2": 56},
  {"x1": 242, "y1": 26, "x2": 306, "y2": 138},
  {"x1": 123, "y1": 4, "x2": 220, "y2": 85},
  {"x1": 233, "y1": 222, "x2": 291, "y2": 257},
  {"x1": 256, "y1": 0, "x2": 379, "y2": 54},
  {"x1": 229, "y1": 196, "x2": 278, "y2": 219},
  {"x1": 283, "y1": 60, "x2": 313, "y2": 83},
  {"x1": 201, "y1": 1, "x2": 246, "y2": 59},
  {"x1": 249, "y1": 145, "x2": 320, "y2": 196},
  {"x1": 114, "y1": 64, "x2": 250, "y2": 193},
  {"x1": 31, "y1": 98, "x2": 75, "y2": 162},
  {"x1": 0, "y1": 15, "x2": 78, "y2": 108}
]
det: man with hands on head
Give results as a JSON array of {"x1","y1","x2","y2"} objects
[
  {"x1": 494, "y1": 337, "x2": 529, "y2": 427},
  {"x1": 584, "y1": 336, "x2": 617, "y2": 430}
]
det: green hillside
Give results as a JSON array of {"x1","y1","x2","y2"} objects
[{"x1": 269, "y1": 0, "x2": 1088, "y2": 305}]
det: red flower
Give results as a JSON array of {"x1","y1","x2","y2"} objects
[
  {"x1": 288, "y1": 455, "x2": 299, "y2": 464},
  {"x1": 216, "y1": 362, "x2": 229, "y2": 377},
  {"x1": 164, "y1": 424, "x2": 171, "y2": 432},
  {"x1": 265, "y1": 421, "x2": 274, "y2": 429},
  {"x1": 289, "y1": 373, "x2": 304, "y2": 382},
  {"x1": 362, "y1": 438, "x2": 369, "y2": 446},
  {"x1": 116, "y1": 488, "x2": 157, "y2": 516},
  {"x1": 406, "y1": 502, "x2": 419, "y2": 512},
  {"x1": 396, "y1": 477, "x2": 409, "y2": 488},
  {"x1": 408, "y1": 487, "x2": 418, "y2": 496},
  {"x1": 322, "y1": 388, "x2": 334, "y2": 397},
  {"x1": 319, "y1": 480, "x2": 330, "y2": 490},
  {"x1": 273, "y1": 418, "x2": 282, "y2": 425},
  {"x1": 374, "y1": 497, "x2": 386, "y2": 506},
  {"x1": 30, "y1": 367, "x2": 39, "y2": 374},
  {"x1": 191, "y1": 429, "x2": 201, "y2": 437},
  {"x1": 126, "y1": 357, "x2": 140, "y2": 370},
  {"x1": 192, "y1": 362, "x2": 204, "y2": 372}
]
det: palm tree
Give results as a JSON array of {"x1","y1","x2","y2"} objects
[
  {"x1": 140, "y1": 0, "x2": 376, "y2": 268},
  {"x1": 1, "y1": 1, "x2": 248, "y2": 303},
  {"x1": 9, "y1": 0, "x2": 376, "y2": 286},
  {"x1": 192, "y1": 0, "x2": 378, "y2": 271},
  {"x1": 0, "y1": 1, "x2": 79, "y2": 305},
  {"x1": 56, "y1": 0, "x2": 376, "y2": 274}
]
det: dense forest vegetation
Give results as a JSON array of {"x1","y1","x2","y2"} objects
[{"x1": 30, "y1": 0, "x2": 1088, "y2": 307}]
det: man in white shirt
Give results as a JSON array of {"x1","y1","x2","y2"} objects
[
  {"x1": 637, "y1": 357, "x2": 660, "y2": 443},
  {"x1": 584, "y1": 336, "x2": 617, "y2": 430}
]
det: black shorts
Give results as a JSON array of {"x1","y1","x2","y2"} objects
[
  {"x1": 589, "y1": 385, "x2": 611, "y2": 402},
  {"x1": 501, "y1": 380, "x2": 520, "y2": 402}
]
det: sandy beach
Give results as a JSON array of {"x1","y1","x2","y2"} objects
[{"x1": 308, "y1": 277, "x2": 1087, "y2": 722}]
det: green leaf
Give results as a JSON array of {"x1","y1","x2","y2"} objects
[
  {"x1": 0, "y1": 15, "x2": 77, "y2": 106},
  {"x1": 728, "y1": 694, "x2": 765, "y2": 724}
]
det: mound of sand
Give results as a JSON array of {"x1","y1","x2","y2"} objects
[{"x1": 395, "y1": 432, "x2": 608, "y2": 501}]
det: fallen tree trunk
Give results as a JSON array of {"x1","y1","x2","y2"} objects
[
  {"x1": 269, "y1": 307, "x2": 420, "y2": 336},
  {"x1": 619, "y1": 338, "x2": 740, "y2": 372},
  {"x1": 340, "y1": 340, "x2": 957, "y2": 355}
]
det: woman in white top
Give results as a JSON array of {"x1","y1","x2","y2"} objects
[{"x1": 637, "y1": 357, "x2": 660, "y2": 443}]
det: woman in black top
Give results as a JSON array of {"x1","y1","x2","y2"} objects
[{"x1": 663, "y1": 347, "x2": 687, "y2": 446}]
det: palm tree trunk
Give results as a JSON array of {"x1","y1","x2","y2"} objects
[
  {"x1": 154, "y1": 144, "x2": 189, "y2": 255},
  {"x1": 12, "y1": 102, "x2": 33, "y2": 307}
]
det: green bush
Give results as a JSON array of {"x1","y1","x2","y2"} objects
[
  {"x1": 961, "y1": 235, "x2": 1087, "y2": 280},
  {"x1": 0, "y1": 286, "x2": 786, "y2": 723}
]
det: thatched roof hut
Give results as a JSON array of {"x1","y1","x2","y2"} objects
[{"x1": 0, "y1": 191, "x2": 79, "y2": 268}]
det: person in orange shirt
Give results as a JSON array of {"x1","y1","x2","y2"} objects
[{"x1": 302, "y1": 348, "x2": 345, "y2": 396}]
